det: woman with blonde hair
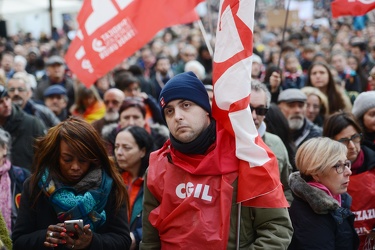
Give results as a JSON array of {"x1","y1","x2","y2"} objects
[
  {"x1": 301, "y1": 86, "x2": 329, "y2": 127},
  {"x1": 288, "y1": 137, "x2": 359, "y2": 249}
]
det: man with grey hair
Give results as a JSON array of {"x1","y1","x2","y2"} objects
[
  {"x1": 0, "y1": 85, "x2": 45, "y2": 170},
  {"x1": 277, "y1": 88, "x2": 322, "y2": 148},
  {"x1": 7, "y1": 73, "x2": 60, "y2": 128},
  {"x1": 92, "y1": 88, "x2": 125, "y2": 136},
  {"x1": 250, "y1": 80, "x2": 293, "y2": 204}
]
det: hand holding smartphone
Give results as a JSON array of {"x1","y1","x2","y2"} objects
[{"x1": 64, "y1": 219, "x2": 83, "y2": 232}]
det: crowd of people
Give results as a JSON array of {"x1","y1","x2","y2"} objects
[{"x1": 0, "y1": 2, "x2": 374, "y2": 249}]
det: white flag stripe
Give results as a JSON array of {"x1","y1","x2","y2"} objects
[
  {"x1": 213, "y1": 5, "x2": 243, "y2": 63},
  {"x1": 214, "y1": 57, "x2": 252, "y2": 110},
  {"x1": 229, "y1": 105, "x2": 270, "y2": 167},
  {"x1": 214, "y1": 0, "x2": 270, "y2": 167}
]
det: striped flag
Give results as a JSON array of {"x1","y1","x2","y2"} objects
[
  {"x1": 331, "y1": 0, "x2": 375, "y2": 18},
  {"x1": 65, "y1": 0, "x2": 203, "y2": 87},
  {"x1": 212, "y1": 0, "x2": 288, "y2": 207}
]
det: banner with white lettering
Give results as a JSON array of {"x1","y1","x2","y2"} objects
[
  {"x1": 331, "y1": 0, "x2": 375, "y2": 18},
  {"x1": 65, "y1": 0, "x2": 203, "y2": 87},
  {"x1": 347, "y1": 169, "x2": 375, "y2": 249}
]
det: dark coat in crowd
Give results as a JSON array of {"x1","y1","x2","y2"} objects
[
  {"x1": 3, "y1": 105, "x2": 46, "y2": 170},
  {"x1": 288, "y1": 172, "x2": 359, "y2": 250}
]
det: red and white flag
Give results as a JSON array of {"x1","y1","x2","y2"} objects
[
  {"x1": 331, "y1": 0, "x2": 375, "y2": 18},
  {"x1": 212, "y1": 0, "x2": 288, "y2": 208},
  {"x1": 65, "y1": 0, "x2": 203, "y2": 87}
]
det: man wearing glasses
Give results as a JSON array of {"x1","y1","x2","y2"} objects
[
  {"x1": 0, "y1": 85, "x2": 46, "y2": 170},
  {"x1": 277, "y1": 88, "x2": 322, "y2": 148},
  {"x1": 250, "y1": 80, "x2": 293, "y2": 204},
  {"x1": 7, "y1": 73, "x2": 60, "y2": 129}
]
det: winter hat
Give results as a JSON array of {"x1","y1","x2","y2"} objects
[
  {"x1": 352, "y1": 91, "x2": 375, "y2": 118},
  {"x1": 159, "y1": 71, "x2": 211, "y2": 120}
]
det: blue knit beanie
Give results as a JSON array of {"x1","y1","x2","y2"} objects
[{"x1": 159, "y1": 71, "x2": 211, "y2": 120}]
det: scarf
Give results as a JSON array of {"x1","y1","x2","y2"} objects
[
  {"x1": 351, "y1": 149, "x2": 364, "y2": 174},
  {"x1": 0, "y1": 160, "x2": 11, "y2": 233},
  {"x1": 170, "y1": 119, "x2": 216, "y2": 155},
  {"x1": 308, "y1": 181, "x2": 342, "y2": 205},
  {"x1": 38, "y1": 167, "x2": 113, "y2": 231}
]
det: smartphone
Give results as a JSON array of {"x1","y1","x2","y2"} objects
[{"x1": 64, "y1": 219, "x2": 83, "y2": 232}]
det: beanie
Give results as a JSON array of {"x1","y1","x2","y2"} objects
[
  {"x1": 352, "y1": 91, "x2": 375, "y2": 118},
  {"x1": 159, "y1": 71, "x2": 211, "y2": 120}
]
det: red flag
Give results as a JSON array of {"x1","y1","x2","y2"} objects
[
  {"x1": 331, "y1": 0, "x2": 375, "y2": 18},
  {"x1": 212, "y1": 0, "x2": 288, "y2": 208},
  {"x1": 65, "y1": 0, "x2": 203, "y2": 87}
]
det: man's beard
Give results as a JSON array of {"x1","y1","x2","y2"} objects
[
  {"x1": 104, "y1": 111, "x2": 119, "y2": 121},
  {"x1": 288, "y1": 115, "x2": 304, "y2": 130},
  {"x1": 12, "y1": 96, "x2": 25, "y2": 107}
]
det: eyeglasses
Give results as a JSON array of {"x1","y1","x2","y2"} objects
[
  {"x1": 250, "y1": 106, "x2": 269, "y2": 116},
  {"x1": 8, "y1": 87, "x2": 27, "y2": 93},
  {"x1": 333, "y1": 160, "x2": 351, "y2": 174},
  {"x1": 337, "y1": 133, "x2": 362, "y2": 146}
]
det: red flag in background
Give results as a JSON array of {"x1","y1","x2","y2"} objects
[
  {"x1": 212, "y1": 0, "x2": 288, "y2": 208},
  {"x1": 65, "y1": 0, "x2": 203, "y2": 87},
  {"x1": 331, "y1": 0, "x2": 375, "y2": 18}
]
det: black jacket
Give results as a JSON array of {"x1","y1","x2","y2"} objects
[
  {"x1": 12, "y1": 178, "x2": 131, "y2": 250},
  {"x1": 3, "y1": 105, "x2": 46, "y2": 170},
  {"x1": 288, "y1": 172, "x2": 359, "y2": 250},
  {"x1": 23, "y1": 100, "x2": 60, "y2": 129}
]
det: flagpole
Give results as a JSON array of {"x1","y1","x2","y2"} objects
[
  {"x1": 236, "y1": 203, "x2": 241, "y2": 250},
  {"x1": 277, "y1": 0, "x2": 292, "y2": 69},
  {"x1": 198, "y1": 19, "x2": 214, "y2": 57}
]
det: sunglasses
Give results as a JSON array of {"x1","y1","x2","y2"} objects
[{"x1": 250, "y1": 106, "x2": 269, "y2": 116}]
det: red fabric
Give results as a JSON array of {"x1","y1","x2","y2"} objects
[
  {"x1": 347, "y1": 169, "x2": 375, "y2": 249},
  {"x1": 65, "y1": 0, "x2": 203, "y2": 87},
  {"x1": 147, "y1": 137, "x2": 238, "y2": 249},
  {"x1": 351, "y1": 149, "x2": 365, "y2": 174},
  {"x1": 331, "y1": 0, "x2": 375, "y2": 18},
  {"x1": 212, "y1": 0, "x2": 288, "y2": 208}
]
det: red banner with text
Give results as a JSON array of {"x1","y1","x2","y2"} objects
[{"x1": 65, "y1": 0, "x2": 203, "y2": 87}]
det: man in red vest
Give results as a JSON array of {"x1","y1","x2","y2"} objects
[{"x1": 141, "y1": 72, "x2": 293, "y2": 249}]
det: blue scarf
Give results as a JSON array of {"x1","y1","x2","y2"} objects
[{"x1": 38, "y1": 168, "x2": 113, "y2": 231}]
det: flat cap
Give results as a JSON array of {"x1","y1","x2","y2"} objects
[
  {"x1": 43, "y1": 85, "x2": 67, "y2": 97},
  {"x1": 277, "y1": 89, "x2": 307, "y2": 103},
  {"x1": 46, "y1": 55, "x2": 65, "y2": 66}
]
